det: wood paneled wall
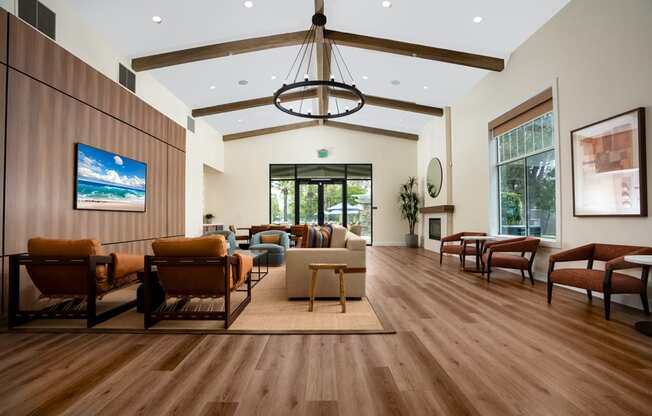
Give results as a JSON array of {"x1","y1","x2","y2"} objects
[{"x1": 0, "y1": 10, "x2": 187, "y2": 316}]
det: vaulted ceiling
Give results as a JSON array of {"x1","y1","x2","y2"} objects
[{"x1": 70, "y1": 0, "x2": 569, "y2": 137}]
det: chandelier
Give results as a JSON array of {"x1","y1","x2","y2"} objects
[{"x1": 273, "y1": 13, "x2": 365, "y2": 120}]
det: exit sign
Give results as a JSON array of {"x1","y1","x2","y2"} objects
[{"x1": 317, "y1": 148, "x2": 329, "y2": 158}]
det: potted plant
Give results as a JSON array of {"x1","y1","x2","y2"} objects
[
  {"x1": 204, "y1": 213, "x2": 214, "y2": 224},
  {"x1": 399, "y1": 177, "x2": 420, "y2": 248}
]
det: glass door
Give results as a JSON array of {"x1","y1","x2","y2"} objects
[
  {"x1": 323, "y1": 182, "x2": 344, "y2": 225},
  {"x1": 298, "y1": 180, "x2": 344, "y2": 226},
  {"x1": 298, "y1": 182, "x2": 319, "y2": 225}
]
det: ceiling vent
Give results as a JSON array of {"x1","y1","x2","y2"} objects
[
  {"x1": 187, "y1": 116, "x2": 195, "y2": 133},
  {"x1": 18, "y1": 0, "x2": 56, "y2": 40},
  {"x1": 119, "y1": 64, "x2": 136, "y2": 93}
]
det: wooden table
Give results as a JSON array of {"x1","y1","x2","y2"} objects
[
  {"x1": 460, "y1": 235, "x2": 496, "y2": 273},
  {"x1": 624, "y1": 255, "x2": 652, "y2": 337}
]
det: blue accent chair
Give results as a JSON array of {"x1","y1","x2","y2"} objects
[
  {"x1": 206, "y1": 230, "x2": 237, "y2": 255},
  {"x1": 249, "y1": 230, "x2": 290, "y2": 266}
]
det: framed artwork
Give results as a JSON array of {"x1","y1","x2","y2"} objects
[{"x1": 571, "y1": 108, "x2": 647, "y2": 217}]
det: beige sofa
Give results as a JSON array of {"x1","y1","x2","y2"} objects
[{"x1": 285, "y1": 225, "x2": 366, "y2": 299}]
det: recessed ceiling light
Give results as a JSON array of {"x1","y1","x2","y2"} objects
[
  {"x1": 238, "y1": 79, "x2": 249, "y2": 85},
  {"x1": 362, "y1": 75, "x2": 369, "y2": 80},
  {"x1": 423, "y1": 86, "x2": 429, "y2": 90},
  {"x1": 209, "y1": 85, "x2": 216, "y2": 90},
  {"x1": 271, "y1": 75, "x2": 277, "y2": 80},
  {"x1": 151, "y1": 16, "x2": 162, "y2": 24},
  {"x1": 237, "y1": 119, "x2": 244, "y2": 123},
  {"x1": 382, "y1": 1, "x2": 392, "y2": 8},
  {"x1": 473, "y1": 16, "x2": 483, "y2": 23},
  {"x1": 390, "y1": 79, "x2": 401, "y2": 86},
  {"x1": 243, "y1": 1, "x2": 254, "y2": 8}
]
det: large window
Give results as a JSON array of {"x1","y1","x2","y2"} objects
[
  {"x1": 269, "y1": 164, "x2": 373, "y2": 243},
  {"x1": 496, "y1": 112, "x2": 556, "y2": 239}
]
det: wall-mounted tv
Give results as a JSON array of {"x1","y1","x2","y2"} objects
[{"x1": 75, "y1": 143, "x2": 147, "y2": 212}]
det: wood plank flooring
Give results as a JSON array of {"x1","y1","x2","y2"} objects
[{"x1": 1, "y1": 246, "x2": 652, "y2": 415}]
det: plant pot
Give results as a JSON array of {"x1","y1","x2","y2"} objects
[{"x1": 405, "y1": 234, "x2": 419, "y2": 248}]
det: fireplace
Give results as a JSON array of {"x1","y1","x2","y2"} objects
[{"x1": 429, "y1": 218, "x2": 441, "y2": 240}]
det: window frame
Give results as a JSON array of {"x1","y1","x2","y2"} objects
[{"x1": 490, "y1": 82, "x2": 562, "y2": 248}]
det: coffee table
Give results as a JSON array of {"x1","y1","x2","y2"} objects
[
  {"x1": 234, "y1": 249, "x2": 269, "y2": 288},
  {"x1": 460, "y1": 235, "x2": 496, "y2": 273},
  {"x1": 624, "y1": 255, "x2": 652, "y2": 337}
]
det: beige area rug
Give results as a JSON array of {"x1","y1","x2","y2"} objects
[{"x1": 13, "y1": 267, "x2": 392, "y2": 334}]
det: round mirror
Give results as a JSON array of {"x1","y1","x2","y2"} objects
[{"x1": 426, "y1": 158, "x2": 443, "y2": 198}]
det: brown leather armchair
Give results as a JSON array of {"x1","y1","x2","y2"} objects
[
  {"x1": 145, "y1": 235, "x2": 253, "y2": 329},
  {"x1": 9, "y1": 237, "x2": 144, "y2": 328},
  {"x1": 547, "y1": 243, "x2": 652, "y2": 320},
  {"x1": 439, "y1": 232, "x2": 486, "y2": 266},
  {"x1": 482, "y1": 237, "x2": 540, "y2": 284}
]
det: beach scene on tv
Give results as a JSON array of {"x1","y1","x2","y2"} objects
[{"x1": 76, "y1": 143, "x2": 147, "y2": 212}]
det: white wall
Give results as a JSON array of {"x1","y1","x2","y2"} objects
[
  {"x1": 2, "y1": 0, "x2": 225, "y2": 237},
  {"x1": 450, "y1": 0, "x2": 652, "y2": 308},
  {"x1": 214, "y1": 126, "x2": 417, "y2": 245}
]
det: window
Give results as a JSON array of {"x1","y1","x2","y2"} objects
[
  {"x1": 119, "y1": 64, "x2": 136, "y2": 93},
  {"x1": 496, "y1": 112, "x2": 556, "y2": 239},
  {"x1": 18, "y1": 0, "x2": 56, "y2": 40}
]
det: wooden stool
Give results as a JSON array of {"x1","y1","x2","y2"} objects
[{"x1": 308, "y1": 263, "x2": 347, "y2": 313}]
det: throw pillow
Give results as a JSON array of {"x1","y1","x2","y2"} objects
[{"x1": 260, "y1": 234, "x2": 281, "y2": 245}]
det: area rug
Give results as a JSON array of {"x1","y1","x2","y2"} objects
[{"x1": 12, "y1": 266, "x2": 393, "y2": 334}]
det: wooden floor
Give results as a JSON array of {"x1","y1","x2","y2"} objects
[{"x1": 1, "y1": 247, "x2": 652, "y2": 415}]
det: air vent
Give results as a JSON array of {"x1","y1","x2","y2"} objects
[
  {"x1": 18, "y1": 0, "x2": 56, "y2": 40},
  {"x1": 186, "y1": 116, "x2": 195, "y2": 133},
  {"x1": 119, "y1": 64, "x2": 136, "y2": 93}
]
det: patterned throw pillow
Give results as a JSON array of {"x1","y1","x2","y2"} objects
[{"x1": 305, "y1": 224, "x2": 333, "y2": 248}]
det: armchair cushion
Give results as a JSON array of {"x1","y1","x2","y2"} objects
[
  {"x1": 550, "y1": 269, "x2": 644, "y2": 293},
  {"x1": 488, "y1": 237, "x2": 540, "y2": 253},
  {"x1": 483, "y1": 253, "x2": 529, "y2": 270},
  {"x1": 549, "y1": 244, "x2": 595, "y2": 263},
  {"x1": 27, "y1": 237, "x2": 110, "y2": 295},
  {"x1": 441, "y1": 244, "x2": 477, "y2": 255},
  {"x1": 111, "y1": 253, "x2": 144, "y2": 286}
]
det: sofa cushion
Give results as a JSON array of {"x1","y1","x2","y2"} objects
[
  {"x1": 550, "y1": 268, "x2": 644, "y2": 293},
  {"x1": 330, "y1": 224, "x2": 348, "y2": 248},
  {"x1": 260, "y1": 234, "x2": 281, "y2": 245},
  {"x1": 345, "y1": 232, "x2": 367, "y2": 251}
]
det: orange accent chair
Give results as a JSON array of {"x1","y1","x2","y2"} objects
[
  {"x1": 145, "y1": 235, "x2": 253, "y2": 329},
  {"x1": 481, "y1": 237, "x2": 540, "y2": 284},
  {"x1": 439, "y1": 232, "x2": 487, "y2": 266},
  {"x1": 547, "y1": 243, "x2": 652, "y2": 320},
  {"x1": 9, "y1": 237, "x2": 144, "y2": 328}
]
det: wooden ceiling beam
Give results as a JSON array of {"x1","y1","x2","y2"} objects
[
  {"x1": 192, "y1": 88, "x2": 318, "y2": 118},
  {"x1": 223, "y1": 120, "x2": 419, "y2": 142},
  {"x1": 324, "y1": 29, "x2": 504, "y2": 72},
  {"x1": 132, "y1": 30, "x2": 309, "y2": 72},
  {"x1": 330, "y1": 89, "x2": 443, "y2": 116},
  {"x1": 193, "y1": 89, "x2": 441, "y2": 118},
  {"x1": 324, "y1": 120, "x2": 419, "y2": 141},
  {"x1": 223, "y1": 121, "x2": 320, "y2": 141}
]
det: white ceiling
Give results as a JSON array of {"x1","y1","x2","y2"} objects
[{"x1": 69, "y1": 0, "x2": 570, "y2": 136}]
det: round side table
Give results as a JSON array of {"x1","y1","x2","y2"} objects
[{"x1": 624, "y1": 255, "x2": 652, "y2": 337}]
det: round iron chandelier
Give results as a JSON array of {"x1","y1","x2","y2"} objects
[{"x1": 273, "y1": 13, "x2": 365, "y2": 120}]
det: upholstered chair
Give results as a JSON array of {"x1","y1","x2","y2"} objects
[
  {"x1": 207, "y1": 230, "x2": 237, "y2": 254},
  {"x1": 547, "y1": 243, "x2": 652, "y2": 320},
  {"x1": 250, "y1": 230, "x2": 290, "y2": 266},
  {"x1": 147, "y1": 235, "x2": 253, "y2": 328},
  {"x1": 439, "y1": 232, "x2": 487, "y2": 265},
  {"x1": 481, "y1": 237, "x2": 540, "y2": 284},
  {"x1": 9, "y1": 237, "x2": 144, "y2": 328}
]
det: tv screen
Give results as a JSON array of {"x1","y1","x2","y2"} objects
[{"x1": 75, "y1": 143, "x2": 147, "y2": 212}]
